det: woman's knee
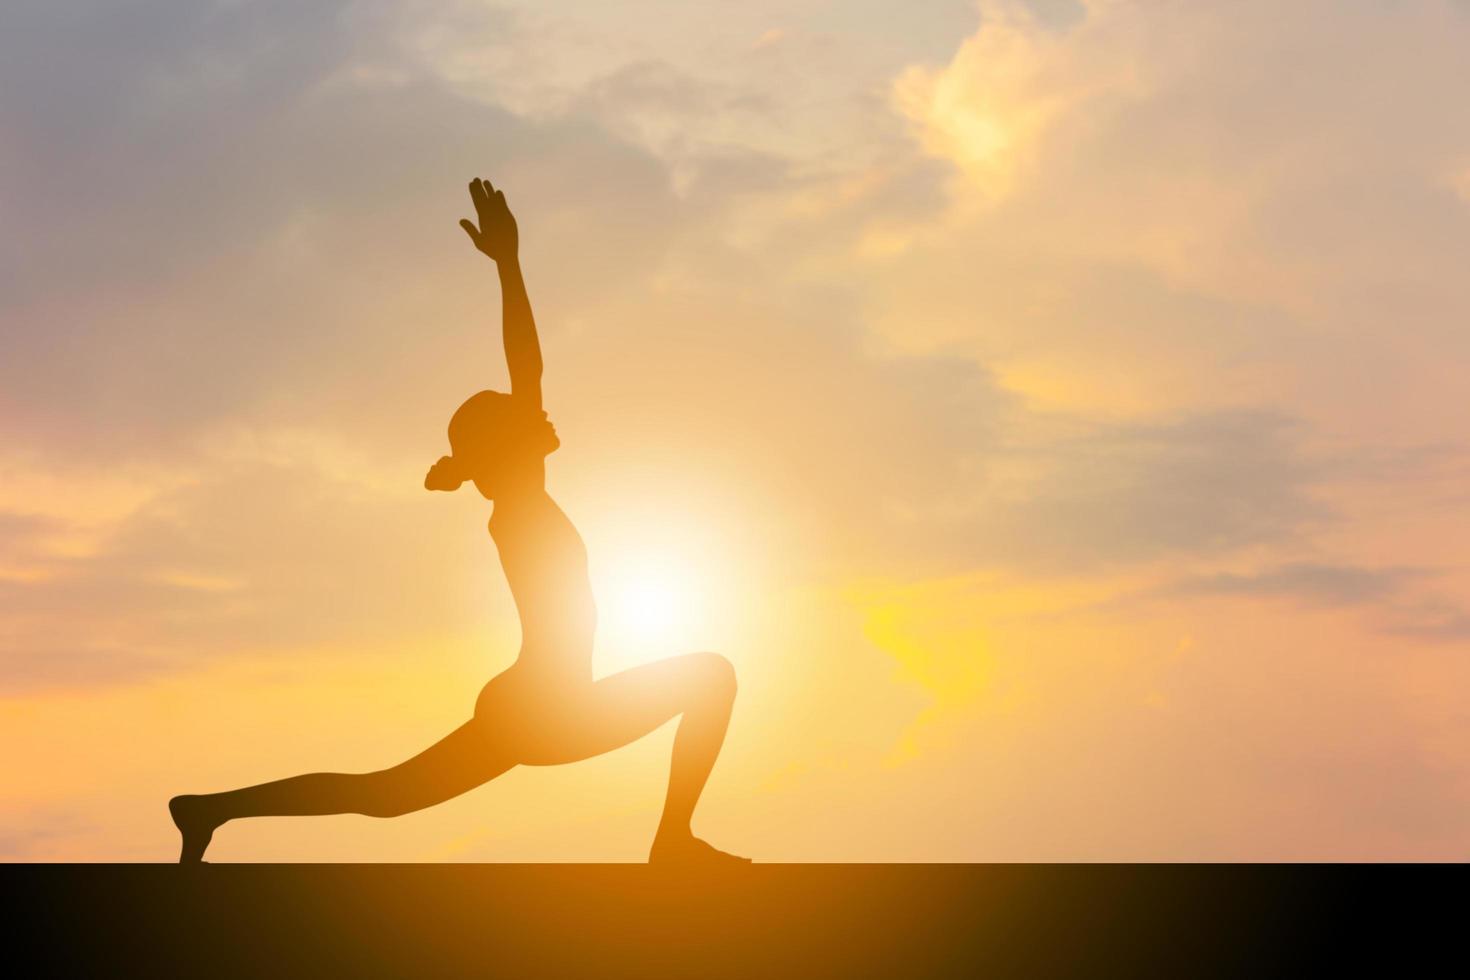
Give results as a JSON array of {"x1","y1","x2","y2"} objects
[{"x1": 690, "y1": 651, "x2": 737, "y2": 702}]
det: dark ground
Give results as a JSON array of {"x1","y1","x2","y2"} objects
[{"x1": 10, "y1": 863, "x2": 1458, "y2": 977}]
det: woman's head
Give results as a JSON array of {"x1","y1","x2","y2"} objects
[{"x1": 424, "y1": 390, "x2": 560, "y2": 498}]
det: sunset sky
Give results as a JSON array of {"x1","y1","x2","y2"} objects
[{"x1": 5, "y1": 0, "x2": 1470, "y2": 861}]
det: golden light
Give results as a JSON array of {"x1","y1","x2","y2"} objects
[
  {"x1": 614, "y1": 575, "x2": 687, "y2": 637},
  {"x1": 582, "y1": 488, "x2": 769, "y2": 675},
  {"x1": 603, "y1": 556, "x2": 699, "y2": 645}
]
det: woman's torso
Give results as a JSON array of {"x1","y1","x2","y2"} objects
[{"x1": 489, "y1": 490, "x2": 597, "y2": 683}]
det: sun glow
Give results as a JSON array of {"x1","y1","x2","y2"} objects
[
  {"x1": 583, "y1": 489, "x2": 762, "y2": 673},
  {"x1": 587, "y1": 509, "x2": 761, "y2": 675},
  {"x1": 603, "y1": 556, "x2": 701, "y2": 646}
]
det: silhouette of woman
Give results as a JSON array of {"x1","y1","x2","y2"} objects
[{"x1": 170, "y1": 179, "x2": 748, "y2": 866}]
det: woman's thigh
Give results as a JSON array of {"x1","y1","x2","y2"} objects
[
  {"x1": 499, "y1": 653, "x2": 731, "y2": 767},
  {"x1": 365, "y1": 720, "x2": 517, "y2": 815}
]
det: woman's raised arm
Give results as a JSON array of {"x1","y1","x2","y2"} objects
[{"x1": 460, "y1": 178, "x2": 543, "y2": 412}]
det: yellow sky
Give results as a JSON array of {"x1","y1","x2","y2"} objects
[{"x1": 4, "y1": 0, "x2": 1470, "y2": 860}]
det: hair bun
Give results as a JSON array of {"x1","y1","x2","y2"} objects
[{"x1": 425, "y1": 455, "x2": 466, "y2": 492}]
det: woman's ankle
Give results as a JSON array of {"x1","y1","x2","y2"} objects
[{"x1": 652, "y1": 820, "x2": 693, "y2": 846}]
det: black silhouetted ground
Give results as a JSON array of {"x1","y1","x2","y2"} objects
[{"x1": 10, "y1": 863, "x2": 1452, "y2": 977}]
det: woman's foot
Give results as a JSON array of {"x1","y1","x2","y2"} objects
[
  {"x1": 648, "y1": 829, "x2": 751, "y2": 868},
  {"x1": 169, "y1": 794, "x2": 223, "y2": 864}
]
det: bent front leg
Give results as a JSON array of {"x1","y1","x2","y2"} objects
[{"x1": 522, "y1": 652, "x2": 738, "y2": 840}]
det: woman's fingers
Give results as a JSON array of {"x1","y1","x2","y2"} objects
[
  {"x1": 466, "y1": 178, "x2": 509, "y2": 231},
  {"x1": 459, "y1": 218, "x2": 483, "y2": 247}
]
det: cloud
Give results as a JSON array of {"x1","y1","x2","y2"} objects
[
  {"x1": 0, "y1": 0, "x2": 693, "y2": 462},
  {"x1": 0, "y1": 0, "x2": 1376, "y2": 701},
  {"x1": 881, "y1": 0, "x2": 1470, "y2": 439},
  {"x1": 0, "y1": 512, "x2": 58, "y2": 565},
  {"x1": 894, "y1": 0, "x2": 1138, "y2": 200},
  {"x1": 1161, "y1": 562, "x2": 1420, "y2": 608},
  {"x1": 961, "y1": 409, "x2": 1328, "y2": 574},
  {"x1": 1379, "y1": 600, "x2": 1470, "y2": 642},
  {"x1": 0, "y1": 436, "x2": 514, "y2": 693}
]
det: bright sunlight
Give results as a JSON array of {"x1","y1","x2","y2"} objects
[{"x1": 601, "y1": 555, "x2": 702, "y2": 650}]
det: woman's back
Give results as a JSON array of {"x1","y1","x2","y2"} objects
[{"x1": 491, "y1": 491, "x2": 598, "y2": 676}]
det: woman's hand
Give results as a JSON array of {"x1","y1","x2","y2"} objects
[{"x1": 459, "y1": 177, "x2": 518, "y2": 264}]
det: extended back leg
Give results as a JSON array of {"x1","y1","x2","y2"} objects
[{"x1": 170, "y1": 720, "x2": 514, "y2": 862}]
